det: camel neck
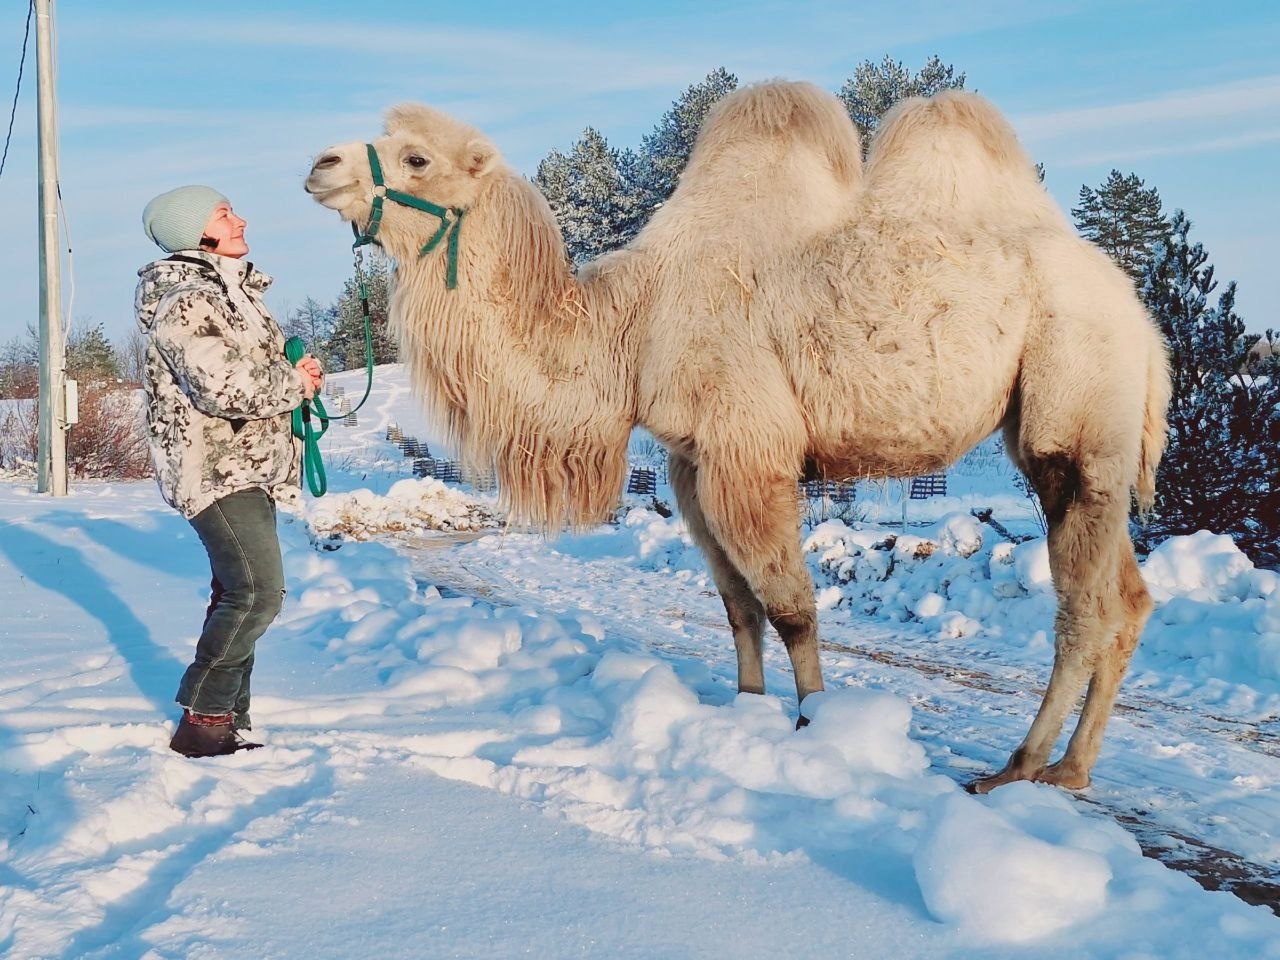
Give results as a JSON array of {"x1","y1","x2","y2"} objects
[{"x1": 383, "y1": 173, "x2": 639, "y2": 528}]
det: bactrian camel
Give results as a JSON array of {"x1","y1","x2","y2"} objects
[{"x1": 305, "y1": 81, "x2": 1171, "y2": 793}]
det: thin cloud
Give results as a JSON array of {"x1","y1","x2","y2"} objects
[
  {"x1": 1056, "y1": 127, "x2": 1280, "y2": 168},
  {"x1": 73, "y1": 15, "x2": 704, "y2": 99},
  {"x1": 69, "y1": 4, "x2": 1074, "y2": 106},
  {"x1": 59, "y1": 105, "x2": 376, "y2": 134},
  {"x1": 1015, "y1": 76, "x2": 1280, "y2": 140}
]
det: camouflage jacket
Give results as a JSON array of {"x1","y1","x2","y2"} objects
[{"x1": 135, "y1": 251, "x2": 307, "y2": 519}]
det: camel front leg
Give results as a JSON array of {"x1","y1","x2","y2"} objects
[
  {"x1": 670, "y1": 453, "x2": 767, "y2": 694},
  {"x1": 696, "y1": 459, "x2": 825, "y2": 716}
]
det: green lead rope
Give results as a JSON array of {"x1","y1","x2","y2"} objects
[
  {"x1": 285, "y1": 282, "x2": 377, "y2": 498},
  {"x1": 284, "y1": 320, "x2": 373, "y2": 499}
]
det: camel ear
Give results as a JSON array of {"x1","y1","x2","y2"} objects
[{"x1": 462, "y1": 138, "x2": 497, "y2": 178}]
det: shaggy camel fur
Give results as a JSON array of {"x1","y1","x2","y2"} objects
[{"x1": 305, "y1": 81, "x2": 1171, "y2": 793}]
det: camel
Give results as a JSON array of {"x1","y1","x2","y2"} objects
[{"x1": 305, "y1": 81, "x2": 1171, "y2": 794}]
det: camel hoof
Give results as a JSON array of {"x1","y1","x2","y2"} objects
[
  {"x1": 965, "y1": 764, "x2": 1042, "y2": 795},
  {"x1": 1037, "y1": 762, "x2": 1091, "y2": 792}
]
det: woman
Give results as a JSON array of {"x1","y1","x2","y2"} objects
[{"x1": 135, "y1": 185, "x2": 324, "y2": 758}]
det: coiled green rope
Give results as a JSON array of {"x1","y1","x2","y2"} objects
[{"x1": 285, "y1": 335, "x2": 331, "y2": 497}]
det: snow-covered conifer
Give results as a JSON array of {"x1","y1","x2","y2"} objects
[
  {"x1": 1141, "y1": 211, "x2": 1279, "y2": 566},
  {"x1": 532, "y1": 148, "x2": 572, "y2": 220},
  {"x1": 65, "y1": 323, "x2": 121, "y2": 386},
  {"x1": 560, "y1": 127, "x2": 636, "y2": 263},
  {"x1": 622, "y1": 67, "x2": 739, "y2": 242},
  {"x1": 837, "y1": 55, "x2": 965, "y2": 156},
  {"x1": 329, "y1": 257, "x2": 397, "y2": 371}
]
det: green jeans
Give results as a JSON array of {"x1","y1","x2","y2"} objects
[{"x1": 176, "y1": 489, "x2": 285, "y2": 724}]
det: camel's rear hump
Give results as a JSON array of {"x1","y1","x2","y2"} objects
[{"x1": 866, "y1": 91, "x2": 1062, "y2": 229}]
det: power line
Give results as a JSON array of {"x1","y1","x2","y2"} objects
[{"x1": 0, "y1": 0, "x2": 33, "y2": 181}]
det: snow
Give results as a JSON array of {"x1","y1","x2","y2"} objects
[
  {"x1": 800, "y1": 510, "x2": 1280, "y2": 697},
  {"x1": 1142, "y1": 530, "x2": 1273, "y2": 601},
  {"x1": 914, "y1": 791, "x2": 1112, "y2": 943},
  {"x1": 307, "y1": 476, "x2": 499, "y2": 544},
  {"x1": 1, "y1": 363, "x2": 1278, "y2": 958}
]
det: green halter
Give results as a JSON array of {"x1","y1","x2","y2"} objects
[{"x1": 350, "y1": 143, "x2": 466, "y2": 289}]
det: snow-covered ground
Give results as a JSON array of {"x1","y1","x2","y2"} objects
[{"x1": 1, "y1": 364, "x2": 1277, "y2": 959}]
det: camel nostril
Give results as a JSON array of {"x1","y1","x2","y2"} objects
[{"x1": 314, "y1": 153, "x2": 342, "y2": 170}]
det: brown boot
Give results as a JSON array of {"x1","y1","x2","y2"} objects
[{"x1": 169, "y1": 711, "x2": 263, "y2": 757}]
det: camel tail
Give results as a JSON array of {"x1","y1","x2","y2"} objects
[{"x1": 1137, "y1": 325, "x2": 1172, "y2": 518}]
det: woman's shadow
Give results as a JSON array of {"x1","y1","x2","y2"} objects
[{"x1": 0, "y1": 516, "x2": 189, "y2": 714}]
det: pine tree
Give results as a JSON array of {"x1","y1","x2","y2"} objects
[
  {"x1": 1073, "y1": 170, "x2": 1170, "y2": 284},
  {"x1": 533, "y1": 68, "x2": 740, "y2": 257},
  {"x1": 577, "y1": 127, "x2": 639, "y2": 262},
  {"x1": 531, "y1": 147, "x2": 579, "y2": 262},
  {"x1": 328, "y1": 258, "x2": 397, "y2": 371},
  {"x1": 837, "y1": 55, "x2": 965, "y2": 156},
  {"x1": 539, "y1": 127, "x2": 636, "y2": 264},
  {"x1": 66, "y1": 323, "x2": 120, "y2": 385},
  {"x1": 623, "y1": 67, "x2": 739, "y2": 241},
  {"x1": 1140, "y1": 211, "x2": 1280, "y2": 566},
  {"x1": 533, "y1": 148, "x2": 572, "y2": 216}
]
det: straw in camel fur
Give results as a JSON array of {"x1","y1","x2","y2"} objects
[{"x1": 306, "y1": 81, "x2": 1171, "y2": 794}]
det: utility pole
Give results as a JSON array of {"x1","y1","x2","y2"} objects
[{"x1": 35, "y1": 0, "x2": 66, "y2": 495}]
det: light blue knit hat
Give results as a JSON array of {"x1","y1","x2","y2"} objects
[{"x1": 141, "y1": 185, "x2": 229, "y2": 253}]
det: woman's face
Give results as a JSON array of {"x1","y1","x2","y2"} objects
[{"x1": 201, "y1": 202, "x2": 249, "y2": 258}]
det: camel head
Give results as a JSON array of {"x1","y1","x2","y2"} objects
[{"x1": 305, "y1": 103, "x2": 502, "y2": 258}]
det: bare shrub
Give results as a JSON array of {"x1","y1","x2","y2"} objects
[
  {"x1": 68, "y1": 386, "x2": 151, "y2": 479},
  {"x1": 0, "y1": 388, "x2": 151, "y2": 480}
]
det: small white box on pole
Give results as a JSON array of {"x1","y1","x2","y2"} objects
[{"x1": 65, "y1": 378, "x2": 79, "y2": 426}]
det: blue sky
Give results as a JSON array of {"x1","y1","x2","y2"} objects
[{"x1": 0, "y1": 0, "x2": 1277, "y2": 351}]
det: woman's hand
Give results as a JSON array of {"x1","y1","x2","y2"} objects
[{"x1": 295, "y1": 354, "x2": 324, "y2": 399}]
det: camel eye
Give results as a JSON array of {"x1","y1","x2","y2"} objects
[{"x1": 405, "y1": 154, "x2": 430, "y2": 169}]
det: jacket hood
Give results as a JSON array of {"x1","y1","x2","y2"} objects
[{"x1": 135, "y1": 251, "x2": 273, "y2": 333}]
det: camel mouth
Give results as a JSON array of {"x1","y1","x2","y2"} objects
[{"x1": 304, "y1": 176, "x2": 362, "y2": 213}]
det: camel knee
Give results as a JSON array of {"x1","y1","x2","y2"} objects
[
  {"x1": 1120, "y1": 552, "x2": 1153, "y2": 621},
  {"x1": 726, "y1": 597, "x2": 764, "y2": 636}
]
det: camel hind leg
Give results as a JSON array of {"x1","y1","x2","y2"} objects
[
  {"x1": 969, "y1": 451, "x2": 1140, "y2": 793},
  {"x1": 670, "y1": 453, "x2": 767, "y2": 694},
  {"x1": 1041, "y1": 547, "x2": 1151, "y2": 787}
]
